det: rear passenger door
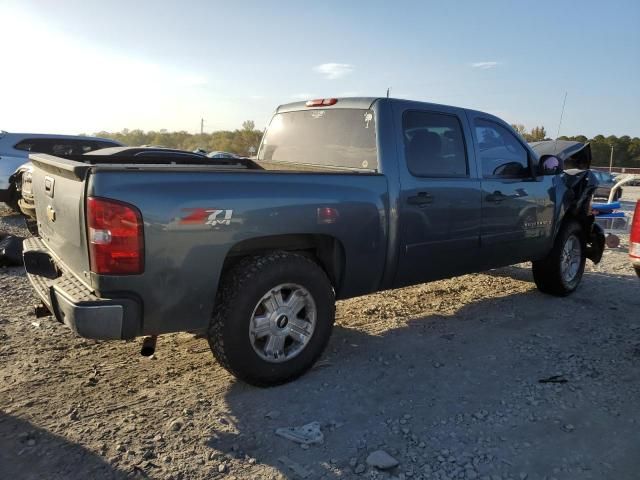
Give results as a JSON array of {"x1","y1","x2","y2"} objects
[
  {"x1": 394, "y1": 106, "x2": 482, "y2": 287},
  {"x1": 470, "y1": 117, "x2": 549, "y2": 266}
]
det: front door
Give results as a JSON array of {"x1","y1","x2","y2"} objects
[
  {"x1": 471, "y1": 117, "x2": 549, "y2": 267},
  {"x1": 394, "y1": 107, "x2": 482, "y2": 288}
]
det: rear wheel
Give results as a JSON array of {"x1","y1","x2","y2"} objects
[
  {"x1": 532, "y1": 220, "x2": 586, "y2": 296},
  {"x1": 208, "y1": 251, "x2": 335, "y2": 386}
]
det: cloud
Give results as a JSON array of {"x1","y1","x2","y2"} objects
[
  {"x1": 471, "y1": 61, "x2": 500, "y2": 70},
  {"x1": 313, "y1": 63, "x2": 355, "y2": 80}
]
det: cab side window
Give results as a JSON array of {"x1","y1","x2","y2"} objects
[
  {"x1": 403, "y1": 111, "x2": 468, "y2": 177},
  {"x1": 475, "y1": 119, "x2": 530, "y2": 179}
]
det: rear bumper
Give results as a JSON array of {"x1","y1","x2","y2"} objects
[{"x1": 23, "y1": 237, "x2": 141, "y2": 339}]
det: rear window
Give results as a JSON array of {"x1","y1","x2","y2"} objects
[{"x1": 257, "y1": 109, "x2": 377, "y2": 171}]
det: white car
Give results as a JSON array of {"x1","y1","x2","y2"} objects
[{"x1": 0, "y1": 131, "x2": 121, "y2": 211}]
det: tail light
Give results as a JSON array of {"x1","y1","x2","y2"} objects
[
  {"x1": 306, "y1": 98, "x2": 338, "y2": 107},
  {"x1": 630, "y1": 200, "x2": 640, "y2": 259},
  {"x1": 87, "y1": 197, "x2": 144, "y2": 274}
]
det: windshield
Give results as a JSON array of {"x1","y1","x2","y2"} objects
[{"x1": 257, "y1": 109, "x2": 378, "y2": 171}]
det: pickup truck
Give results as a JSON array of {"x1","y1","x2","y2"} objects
[{"x1": 24, "y1": 97, "x2": 605, "y2": 386}]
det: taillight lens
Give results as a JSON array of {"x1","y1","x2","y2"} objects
[
  {"x1": 306, "y1": 98, "x2": 338, "y2": 107},
  {"x1": 87, "y1": 197, "x2": 144, "y2": 274},
  {"x1": 630, "y1": 200, "x2": 640, "y2": 258}
]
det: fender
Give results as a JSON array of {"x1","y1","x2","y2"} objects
[{"x1": 552, "y1": 169, "x2": 604, "y2": 263}]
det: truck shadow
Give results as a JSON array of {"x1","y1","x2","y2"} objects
[
  {"x1": 0, "y1": 412, "x2": 128, "y2": 480},
  {"x1": 206, "y1": 269, "x2": 640, "y2": 478}
]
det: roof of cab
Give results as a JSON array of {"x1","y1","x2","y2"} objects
[
  {"x1": 277, "y1": 97, "x2": 381, "y2": 113},
  {"x1": 274, "y1": 97, "x2": 507, "y2": 125}
]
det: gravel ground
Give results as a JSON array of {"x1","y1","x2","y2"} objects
[{"x1": 1, "y1": 189, "x2": 639, "y2": 480}]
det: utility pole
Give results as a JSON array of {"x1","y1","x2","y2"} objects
[
  {"x1": 609, "y1": 144, "x2": 614, "y2": 173},
  {"x1": 200, "y1": 118, "x2": 204, "y2": 135}
]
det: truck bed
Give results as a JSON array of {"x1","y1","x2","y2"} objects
[{"x1": 28, "y1": 152, "x2": 390, "y2": 338}]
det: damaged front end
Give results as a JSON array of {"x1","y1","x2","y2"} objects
[
  {"x1": 532, "y1": 140, "x2": 605, "y2": 264},
  {"x1": 562, "y1": 169, "x2": 605, "y2": 263}
]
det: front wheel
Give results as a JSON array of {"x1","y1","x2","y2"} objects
[
  {"x1": 208, "y1": 251, "x2": 335, "y2": 387},
  {"x1": 532, "y1": 220, "x2": 586, "y2": 296}
]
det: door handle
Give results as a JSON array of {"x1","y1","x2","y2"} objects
[
  {"x1": 486, "y1": 191, "x2": 507, "y2": 203},
  {"x1": 408, "y1": 192, "x2": 433, "y2": 205}
]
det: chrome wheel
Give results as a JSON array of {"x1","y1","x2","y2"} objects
[
  {"x1": 561, "y1": 234, "x2": 582, "y2": 283},
  {"x1": 249, "y1": 283, "x2": 317, "y2": 363}
]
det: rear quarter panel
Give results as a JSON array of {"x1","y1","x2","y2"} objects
[{"x1": 88, "y1": 170, "x2": 389, "y2": 335}]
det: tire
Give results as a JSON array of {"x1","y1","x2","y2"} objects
[
  {"x1": 532, "y1": 220, "x2": 586, "y2": 296},
  {"x1": 208, "y1": 251, "x2": 335, "y2": 387},
  {"x1": 635, "y1": 266, "x2": 640, "y2": 279}
]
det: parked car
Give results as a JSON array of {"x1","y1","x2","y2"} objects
[
  {"x1": 23, "y1": 97, "x2": 604, "y2": 386},
  {"x1": 0, "y1": 131, "x2": 122, "y2": 212},
  {"x1": 591, "y1": 170, "x2": 623, "y2": 201},
  {"x1": 630, "y1": 200, "x2": 640, "y2": 278},
  {"x1": 207, "y1": 151, "x2": 239, "y2": 159},
  {"x1": 617, "y1": 173, "x2": 640, "y2": 186}
]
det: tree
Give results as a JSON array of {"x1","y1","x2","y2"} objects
[
  {"x1": 93, "y1": 121, "x2": 263, "y2": 156},
  {"x1": 529, "y1": 126, "x2": 547, "y2": 142},
  {"x1": 511, "y1": 124, "x2": 527, "y2": 136}
]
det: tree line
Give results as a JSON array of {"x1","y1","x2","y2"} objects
[
  {"x1": 512, "y1": 124, "x2": 640, "y2": 168},
  {"x1": 94, "y1": 120, "x2": 263, "y2": 157}
]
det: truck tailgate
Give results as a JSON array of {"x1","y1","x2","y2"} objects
[{"x1": 31, "y1": 154, "x2": 90, "y2": 277}]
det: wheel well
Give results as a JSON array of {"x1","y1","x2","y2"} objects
[{"x1": 222, "y1": 234, "x2": 345, "y2": 293}]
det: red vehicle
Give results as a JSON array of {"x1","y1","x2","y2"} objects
[{"x1": 631, "y1": 200, "x2": 640, "y2": 278}]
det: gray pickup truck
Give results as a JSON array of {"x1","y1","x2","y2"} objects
[{"x1": 24, "y1": 97, "x2": 604, "y2": 386}]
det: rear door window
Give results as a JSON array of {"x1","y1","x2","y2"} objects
[{"x1": 403, "y1": 111, "x2": 468, "y2": 177}]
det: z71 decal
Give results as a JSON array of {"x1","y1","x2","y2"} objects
[{"x1": 178, "y1": 208, "x2": 234, "y2": 226}]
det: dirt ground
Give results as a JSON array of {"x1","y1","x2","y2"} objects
[{"x1": 1, "y1": 189, "x2": 639, "y2": 480}]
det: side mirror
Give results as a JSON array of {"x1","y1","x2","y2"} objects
[{"x1": 539, "y1": 155, "x2": 562, "y2": 175}]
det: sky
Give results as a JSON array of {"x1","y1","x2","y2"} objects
[{"x1": 1, "y1": 0, "x2": 639, "y2": 138}]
